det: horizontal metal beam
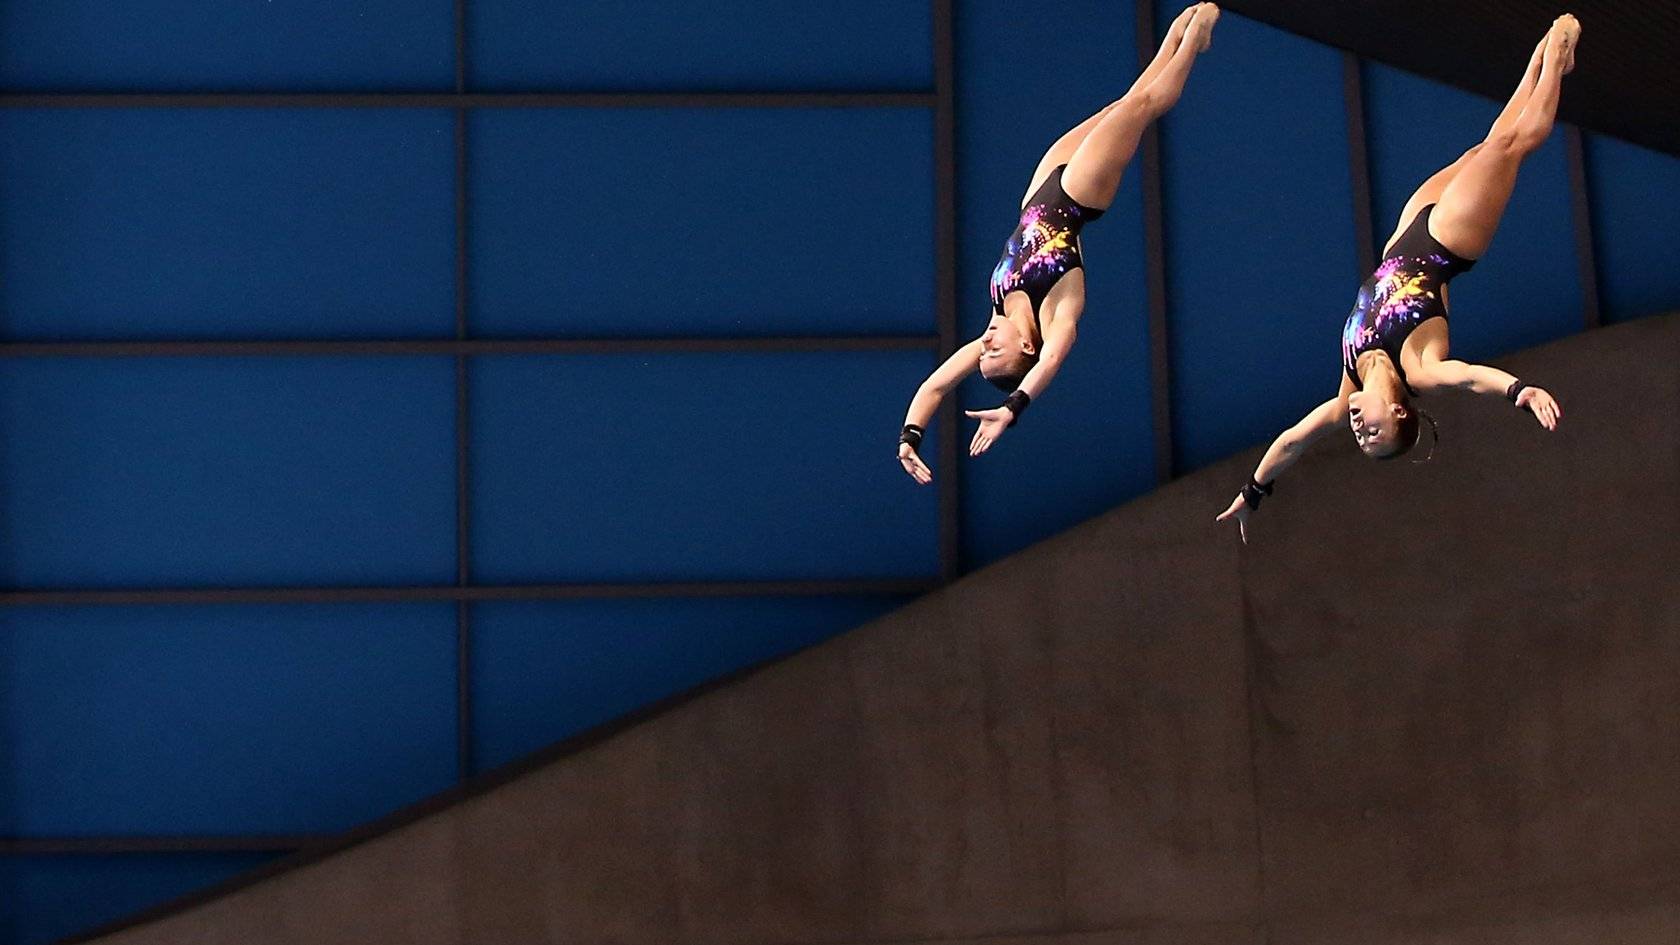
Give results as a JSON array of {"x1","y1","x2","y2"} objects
[
  {"x1": 0, "y1": 91, "x2": 935, "y2": 110},
  {"x1": 0, "y1": 579, "x2": 936, "y2": 607},
  {"x1": 0, "y1": 335, "x2": 940, "y2": 358},
  {"x1": 0, "y1": 836, "x2": 323, "y2": 855}
]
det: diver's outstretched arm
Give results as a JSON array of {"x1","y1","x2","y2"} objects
[
  {"x1": 898, "y1": 339, "x2": 983, "y2": 484},
  {"x1": 1216, "y1": 393, "x2": 1348, "y2": 542},
  {"x1": 964, "y1": 299, "x2": 1083, "y2": 458},
  {"x1": 1413, "y1": 358, "x2": 1560, "y2": 431}
]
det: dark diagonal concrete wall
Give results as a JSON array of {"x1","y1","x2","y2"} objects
[{"x1": 91, "y1": 315, "x2": 1680, "y2": 945}]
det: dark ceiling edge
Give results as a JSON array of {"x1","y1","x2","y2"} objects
[{"x1": 1214, "y1": 2, "x2": 1679, "y2": 160}]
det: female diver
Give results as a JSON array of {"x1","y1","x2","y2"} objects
[
  {"x1": 897, "y1": 3, "x2": 1220, "y2": 484},
  {"x1": 1217, "y1": 15, "x2": 1577, "y2": 541}
]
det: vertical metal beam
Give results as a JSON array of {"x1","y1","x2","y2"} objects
[
  {"x1": 1135, "y1": 0, "x2": 1174, "y2": 485},
  {"x1": 1341, "y1": 53, "x2": 1377, "y2": 278},
  {"x1": 453, "y1": 0, "x2": 475, "y2": 784},
  {"x1": 1563, "y1": 125, "x2": 1603, "y2": 330},
  {"x1": 933, "y1": 0, "x2": 960, "y2": 582}
]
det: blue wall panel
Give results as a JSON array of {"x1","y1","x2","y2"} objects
[
  {"x1": 469, "y1": 108, "x2": 934, "y2": 337},
  {"x1": 469, "y1": 351, "x2": 940, "y2": 582},
  {"x1": 0, "y1": 109, "x2": 456, "y2": 341},
  {"x1": 1159, "y1": 10, "x2": 1358, "y2": 472},
  {"x1": 0, "y1": 1, "x2": 452, "y2": 92},
  {"x1": 1584, "y1": 134, "x2": 1680, "y2": 324},
  {"x1": 0, "y1": 357, "x2": 457, "y2": 588},
  {"x1": 469, "y1": 0, "x2": 930, "y2": 91},
  {"x1": 955, "y1": 0, "x2": 1154, "y2": 566},
  {"x1": 1364, "y1": 63, "x2": 1581, "y2": 361},
  {"x1": 0, "y1": 604, "x2": 456, "y2": 835},
  {"x1": 471, "y1": 596, "x2": 902, "y2": 770},
  {"x1": 0, "y1": 854, "x2": 275, "y2": 945}
]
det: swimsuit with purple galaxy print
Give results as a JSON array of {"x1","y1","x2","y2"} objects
[
  {"x1": 1342, "y1": 205, "x2": 1476, "y2": 385},
  {"x1": 989, "y1": 165, "x2": 1103, "y2": 319},
  {"x1": 1341, "y1": 253, "x2": 1451, "y2": 374}
]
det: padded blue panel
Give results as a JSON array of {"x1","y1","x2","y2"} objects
[
  {"x1": 0, "y1": 853, "x2": 275, "y2": 945},
  {"x1": 1159, "y1": 10, "x2": 1358, "y2": 472},
  {"x1": 1364, "y1": 63, "x2": 1582, "y2": 360},
  {"x1": 468, "y1": 351, "x2": 940, "y2": 582},
  {"x1": 468, "y1": 108, "x2": 935, "y2": 336},
  {"x1": 0, "y1": 357, "x2": 456, "y2": 588},
  {"x1": 0, "y1": 604, "x2": 456, "y2": 836},
  {"x1": 469, "y1": 0, "x2": 930, "y2": 91},
  {"x1": 954, "y1": 0, "x2": 1154, "y2": 566},
  {"x1": 1584, "y1": 133, "x2": 1680, "y2": 323},
  {"x1": 0, "y1": 109, "x2": 456, "y2": 340},
  {"x1": 0, "y1": 1, "x2": 451, "y2": 91},
  {"x1": 471, "y1": 596, "x2": 903, "y2": 770}
]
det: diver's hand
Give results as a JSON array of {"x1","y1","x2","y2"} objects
[
  {"x1": 1516, "y1": 386, "x2": 1560, "y2": 431},
  {"x1": 898, "y1": 442, "x2": 933, "y2": 484},
  {"x1": 1215, "y1": 493, "x2": 1252, "y2": 544},
  {"x1": 965, "y1": 407, "x2": 1012, "y2": 457}
]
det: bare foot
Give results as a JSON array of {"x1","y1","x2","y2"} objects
[
  {"x1": 1166, "y1": 3, "x2": 1198, "y2": 43},
  {"x1": 1552, "y1": 13, "x2": 1581, "y2": 74},
  {"x1": 1187, "y1": 3, "x2": 1220, "y2": 52}
]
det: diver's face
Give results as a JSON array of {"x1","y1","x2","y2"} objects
[
  {"x1": 981, "y1": 315, "x2": 1025, "y2": 363},
  {"x1": 1348, "y1": 390, "x2": 1400, "y2": 457}
]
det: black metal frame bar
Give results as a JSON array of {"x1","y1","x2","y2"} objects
[
  {"x1": 1342, "y1": 53, "x2": 1378, "y2": 278},
  {"x1": 1135, "y1": 0, "x2": 1174, "y2": 485},
  {"x1": 0, "y1": 837, "x2": 323, "y2": 855},
  {"x1": 0, "y1": 92, "x2": 935, "y2": 109},
  {"x1": 0, "y1": 336, "x2": 938, "y2": 358},
  {"x1": 932, "y1": 0, "x2": 960, "y2": 581},
  {"x1": 1563, "y1": 125, "x2": 1603, "y2": 330},
  {"x1": 0, "y1": 579, "x2": 934, "y2": 607},
  {"x1": 452, "y1": 0, "x2": 476, "y2": 786}
]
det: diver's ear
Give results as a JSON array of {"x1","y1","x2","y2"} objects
[
  {"x1": 1391, "y1": 401, "x2": 1409, "y2": 419},
  {"x1": 1019, "y1": 337, "x2": 1037, "y2": 356}
]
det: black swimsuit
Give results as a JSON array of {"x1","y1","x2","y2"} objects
[
  {"x1": 1341, "y1": 204, "x2": 1476, "y2": 391},
  {"x1": 989, "y1": 165, "x2": 1104, "y2": 326}
]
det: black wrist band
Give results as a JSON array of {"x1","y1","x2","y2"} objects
[
  {"x1": 899, "y1": 424, "x2": 924, "y2": 449},
  {"x1": 1002, "y1": 390, "x2": 1031, "y2": 425},
  {"x1": 1242, "y1": 476, "x2": 1273, "y2": 510},
  {"x1": 1506, "y1": 379, "x2": 1528, "y2": 404}
]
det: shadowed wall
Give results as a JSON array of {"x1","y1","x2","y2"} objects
[{"x1": 82, "y1": 314, "x2": 1680, "y2": 945}]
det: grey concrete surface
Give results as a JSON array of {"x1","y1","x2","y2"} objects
[{"x1": 93, "y1": 315, "x2": 1680, "y2": 945}]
